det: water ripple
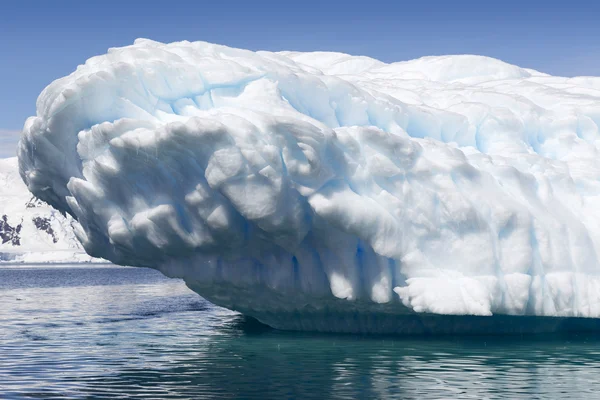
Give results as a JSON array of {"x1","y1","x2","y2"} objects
[{"x1": 2, "y1": 265, "x2": 600, "y2": 399}]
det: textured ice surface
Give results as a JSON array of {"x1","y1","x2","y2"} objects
[{"x1": 18, "y1": 39, "x2": 600, "y2": 332}]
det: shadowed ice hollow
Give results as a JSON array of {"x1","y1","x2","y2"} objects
[{"x1": 18, "y1": 39, "x2": 600, "y2": 333}]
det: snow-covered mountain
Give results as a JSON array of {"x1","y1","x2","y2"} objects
[{"x1": 0, "y1": 157, "x2": 100, "y2": 263}]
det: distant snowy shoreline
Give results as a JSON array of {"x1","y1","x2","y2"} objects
[
  {"x1": 0, "y1": 251, "x2": 106, "y2": 265},
  {"x1": 0, "y1": 157, "x2": 104, "y2": 264}
]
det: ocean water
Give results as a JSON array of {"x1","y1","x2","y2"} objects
[{"x1": 1, "y1": 265, "x2": 600, "y2": 399}]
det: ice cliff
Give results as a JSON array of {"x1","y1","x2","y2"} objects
[{"x1": 17, "y1": 39, "x2": 600, "y2": 332}]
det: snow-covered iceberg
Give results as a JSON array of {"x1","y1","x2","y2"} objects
[{"x1": 18, "y1": 39, "x2": 600, "y2": 333}]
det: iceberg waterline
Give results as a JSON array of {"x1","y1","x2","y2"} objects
[{"x1": 18, "y1": 39, "x2": 600, "y2": 333}]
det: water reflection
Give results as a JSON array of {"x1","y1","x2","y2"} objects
[{"x1": 2, "y1": 265, "x2": 600, "y2": 399}]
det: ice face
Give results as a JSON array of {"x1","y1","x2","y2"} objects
[{"x1": 18, "y1": 39, "x2": 600, "y2": 333}]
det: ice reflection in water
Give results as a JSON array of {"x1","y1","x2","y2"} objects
[{"x1": 2, "y1": 265, "x2": 600, "y2": 399}]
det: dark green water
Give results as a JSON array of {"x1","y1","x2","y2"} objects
[{"x1": 2, "y1": 265, "x2": 600, "y2": 399}]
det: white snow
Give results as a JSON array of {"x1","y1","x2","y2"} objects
[
  {"x1": 17, "y1": 39, "x2": 600, "y2": 332},
  {"x1": 0, "y1": 157, "x2": 100, "y2": 264}
]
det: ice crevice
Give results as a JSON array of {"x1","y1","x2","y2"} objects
[{"x1": 17, "y1": 39, "x2": 600, "y2": 333}]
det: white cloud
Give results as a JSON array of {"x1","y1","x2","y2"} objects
[{"x1": 0, "y1": 129, "x2": 21, "y2": 158}]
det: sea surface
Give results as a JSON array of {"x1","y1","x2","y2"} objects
[{"x1": 2, "y1": 264, "x2": 600, "y2": 399}]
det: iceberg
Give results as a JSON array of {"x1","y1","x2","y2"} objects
[{"x1": 17, "y1": 39, "x2": 600, "y2": 333}]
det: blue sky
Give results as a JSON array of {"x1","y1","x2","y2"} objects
[{"x1": 1, "y1": 0, "x2": 599, "y2": 156}]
